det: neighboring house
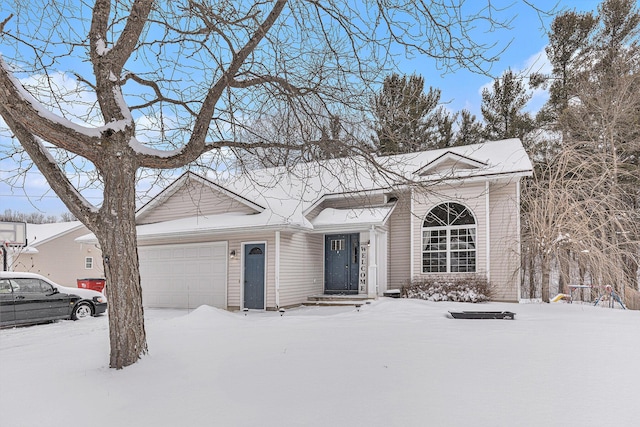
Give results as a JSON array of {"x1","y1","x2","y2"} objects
[
  {"x1": 10, "y1": 222, "x2": 103, "y2": 288},
  {"x1": 77, "y1": 138, "x2": 533, "y2": 310}
]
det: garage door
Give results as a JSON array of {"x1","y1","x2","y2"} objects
[{"x1": 138, "y1": 242, "x2": 227, "y2": 309}]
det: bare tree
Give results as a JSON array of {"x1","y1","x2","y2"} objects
[
  {"x1": 1, "y1": 1, "x2": 526, "y2": 368},
  {"x1": 521, "y1": 142, "x2": 640, "y2": 302}
]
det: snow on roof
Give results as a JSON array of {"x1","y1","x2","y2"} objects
[
  {"x1": 26, "y1": 221, "x2": 84, "y2": 247},
  {"x1": 76, "y1": 211, "x2": 312, "y2": 244},
  {"x1": 76, "y1": 139, "x2": 532, "y2": 243},
  {"x1": 220, "y1": 138, "x2": 532, "y2": 217},
  {"x1": 310, "y1": 206, "x2": 395, "y2": 232}
]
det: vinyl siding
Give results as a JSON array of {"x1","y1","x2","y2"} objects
[
  {"x1": 411, "y1": 181, "x2": 488, "y2": 279},
  {"x1": 488, "y1": 180, "x2": 520, "y2": 301},
  {"x1": 409, "y1": 179, "x2": 521, "y2": 302},
  {"x1": 138, "y1": 178, "x2": 258, "y2": 224},
  {"x1": 138, "y1": 231, "x2": 276, "y2": 310},
  {"x1": 12, "y1": 227, "x2": 103, "y2": 288},
  {"x1": 278, "y1": 232, "x2": 324, "y2": 307},
  {"x1": 387, "y1": 193, "x2": 411, "y2": 290}
]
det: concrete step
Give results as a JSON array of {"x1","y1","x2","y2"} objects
[{"x1": 304, "y1": 294, "x2": 375, "y2": 307}]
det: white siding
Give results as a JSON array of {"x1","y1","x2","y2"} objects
[
  {"x1": 138, "y1": 178, "x2": 258, "y2": 224},
  {"x1": 387, "y1": 193, "x2": 412, "y2": 290},
  {"x1": 411, "y1": 182, "x2": 488, "y2": 279},
  {"x1": 488, "y1": 180, "x2": 521, "y2": 301},
  {"x1": 138, "y1": 231, "x2": 276, "y2": 310},
  {"x1": 278, "y1": 232, "x2": 324, "y2": 307}
]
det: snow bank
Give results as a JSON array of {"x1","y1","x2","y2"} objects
[{"x1": 1, "y1": 300, "x2": 638, "y2": 426}]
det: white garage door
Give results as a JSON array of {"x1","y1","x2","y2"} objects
[{"x1": 138, "y1": 242, "x2": 227, "y2": 309}]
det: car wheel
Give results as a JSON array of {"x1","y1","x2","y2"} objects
[{"x1": 72, "y1": 302, "x2": 94, "y2": 320}]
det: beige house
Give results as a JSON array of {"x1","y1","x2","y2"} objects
[
  {"x1": 77, "y1": 138, "x2": 532, "y2": 310},
  {"x1": 10, "y1": 222, "x2": 103, "y2": 288}
]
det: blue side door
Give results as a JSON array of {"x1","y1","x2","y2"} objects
[{"x1": 244, "y1": 244, "x2": 265, "y2": 310}]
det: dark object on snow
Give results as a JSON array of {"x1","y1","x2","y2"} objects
[
  {"x1": 383, "y1": 289, "x2": 401, "y2": 298},
  {"x1": 449, "y1": 311, "x2": 515, "y2": 320}
]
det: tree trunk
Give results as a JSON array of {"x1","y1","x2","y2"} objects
[
  {"x1": 528, "y1": 252, "x2": 536, "y2": 299},
  {"x1": 95, "y1": 156, "x2": 147, "y2": 369},
  {"x1": 558, "y1": 248, "x2": 571, "y2": 295},
  {"x1": 541, "y1": 260, "x2": 551, "y2": 303}
]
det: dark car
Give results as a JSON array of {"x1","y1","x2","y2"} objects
[{"x1": 0, "y1": 272, "x2": 107, "y2": 328}]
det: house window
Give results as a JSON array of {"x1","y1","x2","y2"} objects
[
  {"x1": 85, "y1": 257, "x2": 93, "y2": 269},
  {"x1": 331, "y1": 239, "x2": 345, "y2": 251},
  {"x1": 422, "y1": 202, "x2": 476, "y2": 273},
  {"x1": 248, "y1": 247, "x2": 263, "y2": 255}
]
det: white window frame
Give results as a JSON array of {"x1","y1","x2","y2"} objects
[
  {"x1": 84, "y1": 256, "x2": 93, "y2": 269},
  {"x1": 422, "y1": 203, "x2": 477, "y2": 274}
]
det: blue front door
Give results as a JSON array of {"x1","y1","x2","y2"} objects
[
  {"x1": 244, "y1": 243, "x2": 265, "y2": 309},
  {"x1": 325, "y1": 234, "x2": 359, "y2": 294}
]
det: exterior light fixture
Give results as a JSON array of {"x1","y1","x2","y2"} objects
[{"x1": 230, "y1": 249, "x2": 236, "y2": 259}]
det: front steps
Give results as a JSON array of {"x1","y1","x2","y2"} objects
[{"x1": 304, "y1": 294, "x2": 376, "y2": 307}]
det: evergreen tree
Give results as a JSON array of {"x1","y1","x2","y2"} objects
[
  {"x1": 453, "y1": 109, "x2": 484, "y2": 146},
  {"x1": 372, "y1": 73, "x2": 441, "y2": 153},
  {"x1": 480, "y1": 69, "x2": 534, "y2": 140}
]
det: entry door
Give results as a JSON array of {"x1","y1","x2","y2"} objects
[
  {"x1": 325, "y1": 233, "x2": 359, "y2": 294},
  {"x1": 244, "y1": 243, "x2": 265, "y2": 309}
]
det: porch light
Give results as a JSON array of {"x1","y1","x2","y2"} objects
[
  {"x1": 367, "y1": 240, "x2": 370, "y2": 247},
  {"x1": 230, "y1": 249, "x2": 236, "y2": 259}
]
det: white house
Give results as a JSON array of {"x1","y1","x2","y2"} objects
[{"x1": 77, "y1": 138, "x2": 533, "y2": 310}]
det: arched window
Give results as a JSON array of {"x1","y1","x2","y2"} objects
[{"x1": 422, "y1": 202, "x2": 476, "y2": 273}]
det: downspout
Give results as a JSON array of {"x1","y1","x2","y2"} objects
[
  {"x1": 275, "y1": 231, "x2": 280, "y2": 308},
  {"x1": 485, "y1": 180, "x2": 491, "y2": 283}
]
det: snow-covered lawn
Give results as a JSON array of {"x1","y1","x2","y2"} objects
[{"x1": 1, "y1": 299, "x2": 638, "y2": 427}]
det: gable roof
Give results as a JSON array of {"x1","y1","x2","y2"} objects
[
  {"x1": 414, "y1": 151, "x2": 488, "y2": 176},
  {"x1": 136, "y1": 171, "x2": 265, "y2": 221},
  {"x1": 77, "y1": 139, "x2": 532, "y2": 243}
]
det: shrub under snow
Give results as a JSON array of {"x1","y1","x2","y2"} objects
[{"x1": 401, "y1": 275, "x2": 491, "y2": 303}]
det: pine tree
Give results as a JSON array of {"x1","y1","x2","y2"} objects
[
  {"x1": 373, "y1": 74, "x2": 441, "y2": 153},
  {"x1": 481, "y1": 69, "x2": 534, "y2": 140}
]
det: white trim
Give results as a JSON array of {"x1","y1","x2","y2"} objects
[
  {"x1": 84, "y1": 256, "x2": 93, "y2": 269},
  {"x1": 302, "y1": 188, "x2": 390, "y2": 217},
  {"x1": 516, "y1": 178, "x2": 522, "y2": 301},
  {"x1": 368, "y1": 226, "x2": 377, "y2": 298},
  {"x1": 410, "y1": 188, "x2": 414, "y2": 277},
  {"x1": 240, "y1": 241, "x2": 267, "y2": 310},
  {"x1": 485, "y1": 180, "x2": 491, "y2": 282},
  {"x1": 414, "y1": 151, "x2": 488, "y2": 176},
  {"x1": 420, "y1": 201, "x2": 478, "y2": 274},
  {"x1": 275, "y1": 231, "x2": 280, "y2": 309}
]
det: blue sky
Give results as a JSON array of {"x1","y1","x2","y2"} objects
[{"x1": 0, "y1": 0, "x2": 603, "y2": 217}]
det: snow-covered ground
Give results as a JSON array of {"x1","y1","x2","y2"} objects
[{"x1": 1, "y1": 299, "x2": 638, "y2": 427}]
